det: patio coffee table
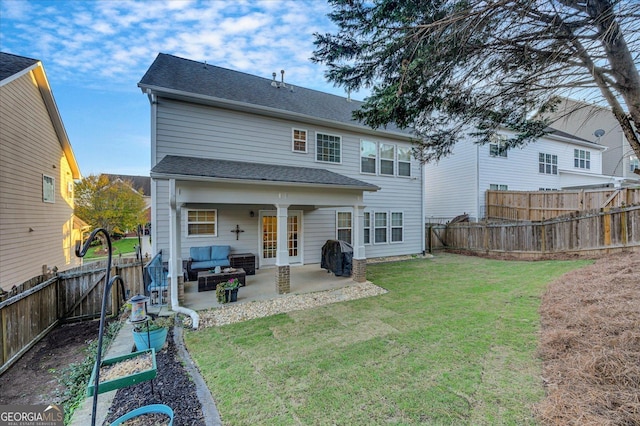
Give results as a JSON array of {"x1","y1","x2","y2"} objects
[{"x1": 197, "y1": 268, "x2": 246, "y2": 292}]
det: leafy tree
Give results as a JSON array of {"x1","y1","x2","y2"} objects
[
  {"x1": 75, "y1": 174, "x2": 146, "y2": 237},
  {"x1": 312, "y1": 0, "x2": 640, "y2": 164}
]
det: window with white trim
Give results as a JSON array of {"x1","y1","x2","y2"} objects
[
  {"x1": 360, "y1": 140, "x2": 377, "y2": 174},
  {"x1": 398, "y1": 147, "x2": 411, "y2": 177},
  {"x1": 316, "y1": 132, "x2": 341, "y2": 163},
  {"x1": 336, "y1": 211, "x2": 352, "y2": 244},
  {"x1": 539, "y1": 153, "x2": 558, "y2": 175},
  {"x1": 630, "y1": 155, "x2": 639, "y2": 173},
  {"x1": 391, "y1": 212, "x2": 404, "y2": 242},
  {"x1": 187, "y1": 209, "x2": 217, "y2": 236},
  {"x1": 380, "y1": 143, "x2": 395, "y2": 175},
  {"x1": 363, "y1": 212, "x2": 371, "y2": 245},
  {"x1": 374, "y1": 212, "x2": 388, "y2": 243},
  {"x1": 574, "y1": 149, "x2": 591, "y2": 169},
  {"x1": 43, "y1": 175, "x2": 55, "y2": 203},
  {"x1": 292, "y1": 128, "x2": 307, "y2": 153},
  {"x1": 489, "y1": 134, "x2": 508, "y2": 158},
  {"x1": 489, "y1": 184, "x2": 508, "y2": 190}
]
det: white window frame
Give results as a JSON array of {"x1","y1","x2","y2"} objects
[
  {"x1": 391, "y1": 212, "x2": 404, "y2": 243},
  {"x1": 397, "y1": 146, "x2": 411, "y2": 177},
  {"x1": 489, "y1": 134, "x2": 508, "y2": 158},
  {"x1": 292, "y1": 128, "x2": 307, "y2": 153},
  {"x1": 630, "y1": 155, "x2": 639, "y2": 173},
  {"x1": 316, "y1": 132, "x2": 342, "y2": 164},
  {"x1": 363, "y1": 211, "x2": 371, "y2": 245},
  {"x1": 489, "y1": 184, "x2": 508, "y2": 190},
  {"x1": 539, "y1": 153, "x2": 558, "y2": 175},
  {"x1": 187, "y1": 209, "x2": 218, "y2": 236},
  {"x1": 374, "y1": 211, "x2": 388, "y2": 244},
  {"x1": 336, "y1": 211, "x2": 352, "y2": 244},
  {"x1": 574, "y1": 149, "x2": 591, "y2": 169},
  {"x1": 360, "y1": 140, "x2": 377, "y2": 174},
  {"x1": 380, "y1": 143, "x2": 395, "y2": 175},
  {"x1": 43, "y1": 174, "x2": 55, "y2": 203}
]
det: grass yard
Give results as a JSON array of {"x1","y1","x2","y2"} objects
[
  {"x1": 83, "y1": 237, "x2": 139, "y2": 259},
  {"x1": 185, "y1": 254, "x2": 591, "y2": 425}
]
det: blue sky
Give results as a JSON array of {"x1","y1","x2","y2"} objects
[{"x1": 0, "y1": 0, "x2": 352, "y2": 177}]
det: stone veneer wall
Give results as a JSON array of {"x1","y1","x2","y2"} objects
[
  {"x1": 276, "y1": 265, "x2": 290, "y2": 294},
  {"x1": 352, "y1": 258, "x2": 367, "y2": 282}
]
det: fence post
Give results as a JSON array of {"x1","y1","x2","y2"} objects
[
  {"x1": 603, "y1": 207, "x2": 612, "y2": 246},
  {"x1": 540, "y1": 223, "x2": 546, "y2": 253},
  {"x1": 621, "y1": 209, "x2": 628, "y2": 245}
]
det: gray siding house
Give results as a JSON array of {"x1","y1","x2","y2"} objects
[{"x1": 138, "y1": 53, "x2": 424, "y2": 294}]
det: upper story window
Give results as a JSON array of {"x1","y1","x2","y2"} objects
[
  {"x1": 187, "y1": 209, "x2": 217, "y2": 236},
  {"x1": 489, "y1": 134, "x2": 508, "y2": 158},
  {"x1": 489, "y1": 184, "x2": 508, "y2": 190},
  {"x1": 316, "y1": 132, "x2": 341, "y2": 163},
  {"x1": 630, "y1": 155, "x2": 639, "y2": 173},
  {"x1": 43, "y1": 175, "x2": 55, "y2": 203},
  {"x1": 539, "y1": 153, "x2": 558, "y2": 175},
  {"x1": 336, "y1": 211, "x2": 352, "y2": 244},
  {"x1": 380, "y1": 143, "x2": 395, "y2": 175},
  {"x1": 574, "y1": 149, "x2": 591, "y2": 169},
  {"x1": 398, "y1": 147, "x2": 411, "y2": 177},
  {"x1": 360, "y1": 140, "x2": 377, "y2": 174},
  {"x1": 292, "y1": 129, "x2": 307, "y2": 153}
]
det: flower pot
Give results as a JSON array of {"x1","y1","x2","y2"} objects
[
  {"x1": 132, "y1": 327, "x2": 168, "y2": 352},
  {"x1": 226, "y1": 287, "x2": 238, "y2": 302},
  {"x1": 110, "y1": 403, "x2": 173, "y2": 426}
]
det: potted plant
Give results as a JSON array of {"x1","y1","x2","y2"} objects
[
  {"x1": 216, "y1": 278, "x2": 240, "y2": 303},
  {"x1": 132, "y1": 315, "x2": 173, "y2": 352}
]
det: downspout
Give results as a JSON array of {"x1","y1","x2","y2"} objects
[
  {"x1": 147, "y1": 90, "x2": 158, "y2": 255},
  {"x1": 169, "y1": 179, "x2": 199, "y2": 328},
  {"x1": 421, "y1": 163, "x2": 426, "y2": 254}
]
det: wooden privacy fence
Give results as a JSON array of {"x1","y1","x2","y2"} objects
[
  {"x1": 486, "y1": 187, "x2": 640, "y2": 222},
  {"x1": 427, "y1": 205, "x2": 640, "y2": 257},
  {"x1": 0, "y1": 258, "x2": 146, "y2": 375}
]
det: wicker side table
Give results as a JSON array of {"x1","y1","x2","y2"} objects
[{"x1": 197, "y1": 268, "x2": 246, "y2": 292}]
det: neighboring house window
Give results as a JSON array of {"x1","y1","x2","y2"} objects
[
  {"x1": 398, "y1": 147, "x2": 411, "y2": 177},
  {"x1": 361, "y1": 140, "x2": 377, "y2": 174},
  {"x1": 490, "y1": 184, "x2": 508, "y2": 190},
  {"x1": 380, "y1": 143, "x2": 395, "y2": 175},
  {"x1": 316, "y1": 132, "x2": 341, "y2": 163},
  {"x1": 539, "y1": 153, "x2": 558, "y2": 175},
  {"x1": 391, "y1": 212, "x2": 404, "y2": 243},
  {"x1": 574, "y1": 149, "x2": 591, "y2": 169},
  {"x1": 363, "y1": 212, "x2": 371, "y2": 245},
  {"x1": 336, "y1": 211, "x2": 352, "y2": 244},
  {"x1": 630, "y1": 155, "x2": 639, "y2": 173},
  {"x1": 292, "y1": 128, "x2": 307, "y2": 153},
  {"x1": 43, "y1": 175, "x2": 55, "y2": 203},
  {"x1": 187, "y1": 209, "x2": 217, "y2": 236},
  {"x1": 374, "y1": 212, "x2": 388, "y2": 243},
  {"x1": 489, "y1": 134, "x2": 508, "y2": 158}
]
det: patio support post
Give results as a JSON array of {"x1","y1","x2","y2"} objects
[
  {"x1": 275, "y1": 204, "x2": 290, "y2": 294},
  {"x1": 352, "y1": 205, "x2": 367, "y2": 282}
]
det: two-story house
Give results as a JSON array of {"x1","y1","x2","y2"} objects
[
  {"x1": 138, "y1": 53, "x2": 425, "y2": 294},
  {"x1": 424, "y1": 128, "x2": 616, "y2": 222},
  {"x1": 0, "y1": 52, "x2": 83, "y2": 290}
]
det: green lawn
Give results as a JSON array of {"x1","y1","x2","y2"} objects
[
  {"x1": 83, "y1": 237, "x2": 139, "y2": 259},
  {"x1": 185, "y1": 254, "x2": 591, "y2": 425}
]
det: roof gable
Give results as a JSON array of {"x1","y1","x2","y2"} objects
[
  {"x1": 138, "y1": 53, "x2": 410, "y2": 137},
  {"x1": 0, "y1": 52, "x2": 38, "y2": 83}
]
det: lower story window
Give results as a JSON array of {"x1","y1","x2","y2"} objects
[
  {"x1": 374, "y1": 212, "x2": 388, "y2": 243},
  {"x1": 490, "y1": 184, "x2": 508, "y2": 190},
  {"x1": 187, "y1": 209, "x2": 217, "y2": 236},
  {"x1": 363, "y1": 212, "x2": 371, "y2": 244},
  {"x1": 631, "y1": 155, "x2": 639, "y2": 173},
  {"x1": 336, "y1": 211, "x2": 352, "y2": 244},
  {"x1": 391, "y1": 212, "x2": 404, "y2": 242}
]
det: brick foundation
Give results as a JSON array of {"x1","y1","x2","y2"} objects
[
  {"x1": 276, "y1": 265, "x2": 290, "y2": 294},
  {"x1": 352, "y1": 258, "x2": 367, "y2": 283}
]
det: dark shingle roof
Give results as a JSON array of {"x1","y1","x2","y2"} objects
[
  {"x1": 545, "y1": 127, "x2": 595, "y2": 145},
  {"x1": 104, "y1": 174, "x2": 151, "y2": 196},
  {"x1": 138, "y1": 53, "x2": 408, "y2": 135},
  {"x1": 0, "y1": 52, "x2": 39, "y2": 82},
  {"x1": 151, "y1": 156, "x2": 379, "y2": 191}
]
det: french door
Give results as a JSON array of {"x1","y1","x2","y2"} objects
[{"x1": 259, "y1": 211, "x2": 302, "y2": 266}]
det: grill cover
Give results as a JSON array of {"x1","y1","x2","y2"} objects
[{"x1": 321, "y1": 240, "x2": 353, "y2": 277}]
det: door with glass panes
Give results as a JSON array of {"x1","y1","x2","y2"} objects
[{"x1": 259, "y1": 211, "x2": 302, "y2": 266}]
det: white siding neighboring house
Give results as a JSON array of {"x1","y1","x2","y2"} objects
[
  {"x1": 0, "y1": 52, "x2": 83, "y2": 291},
  {"x1": 424, "y1": 128, "x2": 615, "y2": 222},
  {"x1": 138, "y1": 53, "x2": 425, "y2": 294}
]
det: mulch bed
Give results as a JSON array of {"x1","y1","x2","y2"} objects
[
  {"x1": 103, "y1": 327, "x2": 206, "y2": 425},
  {"x1": 535, "y1": 251, "x2": 640, "y2": 425}
]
